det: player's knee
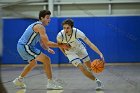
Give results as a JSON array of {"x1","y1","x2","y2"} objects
[
  {"x1": 71, "y1": 60, "x2": 81, "y2": 67},
  {"x1": 45, "y1": 56, "x2": 50, "y2": 61},
  {"x1": 83, "y1": 60, "x2": 90, "y2": 63},
  {"x1": 32, "y1": 62, "x2": 37, "y2": 67},
  {"x1": 77, "y1": 64, "x2": 86, "y2": 71},
  {"x1": 44, "y1": 56, "x2": 51, "y2": 64},
  {"x1": 77, "y1": 63, "x2": 83, "y2": 68},
  {"x1": 29, "y1": 60, "x2": 37, "y2": 67}
]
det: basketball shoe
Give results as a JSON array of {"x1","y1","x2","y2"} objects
[
  {"x1": 13, "y1": 78, "x2": 26, "y2": 88},
  {"x1": 96, "y1": 78, "x2": 103, "y2": 90},
  {"x1": 47, "y1": 80, "x2": 63, "y2": 90}
]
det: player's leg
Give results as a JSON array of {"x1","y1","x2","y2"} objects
[
  {"x1": 76, "y1": 61, "x2": 102, "y2": 89},
  {"x1": 13, "y1": 59, "x2": 37, "y2": 88},
  {"x1": 36, "y1": 53, "x2": 52, "y2": 80},
  {"x1": 78, "y1": 48, "x2": 103, "y2": 89},
  {"x1": 67, "y1": 53, "x2": 96, "y2": 80},
  {"x1": 77, "y1": 63, "x2": 96, "y2": 80},
  {"x1": 82, "y1": 57, "x2": 92, "y2": 72},
  {"x1": 20, "y1": 59, "x2": 37, "y2": 78},
  {"x1": 36, "y1": 53, "x2": 63, "y2": 90},
  {"x1": 13, "y1": 45, "x2": 39, "y2": 88},
  {"x1": 84, "y1": 60, "x2": 91, "y2": 69},
  {"x1": 77, "y1": 46, "x2": 92, "y2": 71}
]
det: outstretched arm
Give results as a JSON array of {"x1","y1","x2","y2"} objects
[
  {"x1": 39, "y1": 39, "x2": 55, "y2": 54},
  {"x1": 33, "y1": 24, "x2": 69, "y2": 49},
  {"x1": 34, "y1": 24, "x2": 59, "y2": 48},
  {"x1": 56, "y1": 33, "x2": 68, "y2": 56},
  {"x1": 57, "y1": 42, "x2": 67, "y2": 56},
  {"x1": 39, "y1": 39, "x2": 49, "y2": 50},
  {"x1": 83, "y1": 37, "x2": 104, "y2": 61}
]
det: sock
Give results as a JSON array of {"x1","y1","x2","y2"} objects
[
  {"x1": 95, "y1": 78, "x2": 102, "y2": 87},
  {"x1": 18, "y1": 76, "x2": 23, "y2": 79},
  {"x1": 48, "y1": 79, "x2": 53, "y2": 83}
]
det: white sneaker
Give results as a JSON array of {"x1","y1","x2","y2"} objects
[
  {"x1": 47, "y1": 80, "x2": 63, "y2": 90},
  {"x1": 16, "y1": 89, "x2": 26, "y2": 93},
  {"x1": 96, "y1": 79, "x2": 103, "y2": 90},
  {"x1": 13, "y1": 78, "x2": 26, "y2": 88}
]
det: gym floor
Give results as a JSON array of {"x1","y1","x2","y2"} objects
[{"x1": 1, "y1": 63, "x2": 140, "y2": 93}]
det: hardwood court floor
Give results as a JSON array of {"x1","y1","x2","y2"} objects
[{"x1": 1, "y1": 64, "x2": 140, "y2": 93}]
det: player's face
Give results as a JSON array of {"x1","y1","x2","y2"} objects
[
  {"x1": 42, "y1": 15, "x2": 51, "y2": 25},
  {"x1": 63, "y1": 24, "x2": 72, "y2": 34}
]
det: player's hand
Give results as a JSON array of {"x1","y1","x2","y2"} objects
[
  {"x1": 47, "y1": 48, "x2": 55, "y2": 54},
  {"x1": 100, "y1": 54, "x2": 105, "y2": 62},
  {"x1": 59, "y1": 43, "x2": 71, "y2": 50}
]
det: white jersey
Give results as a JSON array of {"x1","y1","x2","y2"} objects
[
  {"x1": 57, "y1": 28, "x2": 90, "y2": 67},
  {"x1": 57, "y1": 28, "x2": 86, "y2": 48}
]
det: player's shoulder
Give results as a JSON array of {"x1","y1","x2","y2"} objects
[
  {"x1": 34, "y1": 23, "x2": 43, "y2": 27},
  {"x1": 73, "y1": 28, "x2": 83, "y2": 34},
  {"x1": 32, "y1": 21, "x2": 42, "y2": 26},
  {"x1": 33, "y1": 23, "x2": 45, "y2": 33},
  {"x1": 57, "y1": 30, "x2": 64, "y2": 37},
  {"x1": 58, "y1": 29, "x2": 64, "y2": 35},
  {"x1": 73, "y1": 27, "x2": 81, "y2": 32},
  {"x1": 73, "y1": 27, "x2": 77, "y2": 31},
  {"x1": 33, "y1": 21, "x2": 42, "y2": 26},
  {"x1": 33, "y1": 24, "x2": 44, "y2": 31}
]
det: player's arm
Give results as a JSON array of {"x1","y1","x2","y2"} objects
[
  {"x1": 56, "y1": 33, "x2": 67, "y2": 56},
  {"x1": 34, "y1": 24, "x2": 67, "y2": 48},
  {"x1": 83, "y1": 37, "x2": 104, "y2": 61},
  {"x1": 76, "y1": 29, "x2": 104, "y2": 61},
  {"x1": 58, "y1": 42, "x2": 67, "y2": 56},
  {"x1": 39, "y1": 39, "x2": 49, "y2": 50},
  {"x1": 39, "y1": 39, "x2": 55, "y2": 54}
]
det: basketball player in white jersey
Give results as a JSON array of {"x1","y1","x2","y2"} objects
[
  {"x1": 57, "y1": 19, "x2": 104, "y2": 89},
  {"x1": 13, "y1": 10, "x2": 70, "y2": 89}
]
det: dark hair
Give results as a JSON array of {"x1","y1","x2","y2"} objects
[
  {"x1": 62, "y1": 19, "x2": 74, "y2": 28},
  {"x1": 39, "y1": 10, "x2": 51, "y2": 20}
]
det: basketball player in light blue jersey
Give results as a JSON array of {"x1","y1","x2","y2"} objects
[
  {"x1": 13, "y1": 10, "x2": 69, "y2": 89},
  {"x1": 57, "y1": 19, "x2": 104, "y2": 90}
]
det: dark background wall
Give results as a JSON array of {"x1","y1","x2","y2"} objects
[{"x1": 2, "y1": 16, "x2": 140, "y2": 64}]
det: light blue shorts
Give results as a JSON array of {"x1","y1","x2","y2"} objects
[{"x1": 17, "y1": 44, "x2": 41, "y2": 62}]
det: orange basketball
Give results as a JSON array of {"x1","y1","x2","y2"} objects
[{"x1": 91, "y1": 59, "x2": 105, "y2": 73}]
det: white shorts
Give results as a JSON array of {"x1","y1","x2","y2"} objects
[{"x1": 65, "y1": 45, "x2": 90, "y2": 67}]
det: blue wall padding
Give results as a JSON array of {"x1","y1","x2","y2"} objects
[{"x1": 2, "y1": 16, "x2": 140, "y2": 64}]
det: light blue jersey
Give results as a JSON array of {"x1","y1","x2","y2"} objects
[
  {"x1": 17, "y1": 21, "x2": 43, "y2": 62},
  {"x1": 18, "y1": 21, "x2": 42, "y2": 46}
]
